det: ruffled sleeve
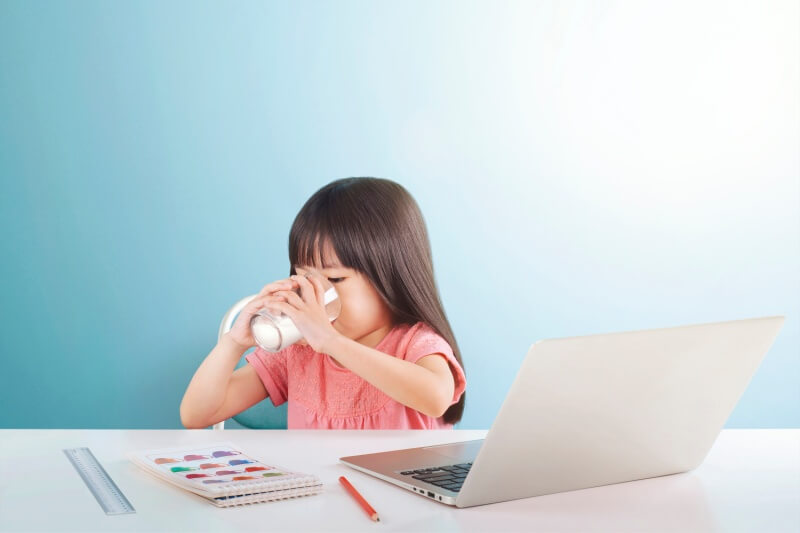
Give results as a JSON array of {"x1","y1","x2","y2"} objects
[
  {"x1": 245, "y1": 345, "x2": 293, "y2": 407},
  {"x1": 403, "y1": 324, "x2": 467, "y2": 406}
]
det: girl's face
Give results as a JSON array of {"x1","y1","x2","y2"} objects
[{"x1": 294, "y1": 248, "x2": 394, "y2": 348}]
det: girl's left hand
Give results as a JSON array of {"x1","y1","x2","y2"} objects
[{"x1": 266, "y1": 273, "x2": 342, "y2": 354}]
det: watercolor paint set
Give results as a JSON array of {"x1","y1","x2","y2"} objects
[{"x1": 127, "y1": 442, "x2": 322, "y2": 508}]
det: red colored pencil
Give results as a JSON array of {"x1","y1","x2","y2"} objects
[{"x1": 339, "y1": 475, "x2": 380, "y2": 522}]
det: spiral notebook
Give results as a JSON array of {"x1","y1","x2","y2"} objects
[{"x1": 127, "y1": 442, "x2": 323, "y2": 508}]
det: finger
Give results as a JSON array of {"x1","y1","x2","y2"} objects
[
  {"x1": 291, "y1": 274, "x2": 317, "y2": 305},
  {"x1": 305, "y1": 274, "x2": 327, "y2": 307},
  {"x1": 270, "y1": 279, "x2": 295, "y2": 294},
  {"x1": 250, "y1": 294, "x2": 284, "y2": 313},
  {"x1": 259, "y1": 279, "x2": 294, "y2": 297},
  {"x1": 261, "y1": 294, "x2": 288, "y2": 308},
  {"x1": 264, "y1": 300, "x2": 295, "y2": 319},
  {"x1": 246, "y1": 296, "x2": 267, "y2": 311},
  {"x1": 275, "y1": 289, "x2": 304, "y2": 309},
  {"x1": 258, "y1": 284, "x2": 279, "y2": 297}
]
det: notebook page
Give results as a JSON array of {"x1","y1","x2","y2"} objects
[{"x1": 127, "y1": 442, "x2": 321, "y2": 501}]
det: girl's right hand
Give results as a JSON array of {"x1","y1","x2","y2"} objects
[{"x1": 225, "y1": 278, "x2": 299, "y2": 349}]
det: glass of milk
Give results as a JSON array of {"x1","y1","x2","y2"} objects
[{"x1": 249, "y1": 274, "x2": 341, "y2": 352}]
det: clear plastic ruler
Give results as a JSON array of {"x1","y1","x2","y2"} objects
[{"x1": 63, "y1": 447, "x2": 136, "y2": 515}]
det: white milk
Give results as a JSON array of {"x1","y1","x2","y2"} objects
[
  {"x1": 251, "y1": 312, "x2": 302, "y2": 352},
  {"x1": 250, "y1": 286, "x2": 339, "y2": 352},
  {"x1": 250, "y1": 316, "x2": 284, "y2": 351}
]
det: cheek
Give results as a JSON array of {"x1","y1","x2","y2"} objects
[
  {"x1": 331, "y1": 288, "x2": 351, "y2": 320},
  {"x1": 337, "y1": 290, "x2": 370, "y2": 320}
]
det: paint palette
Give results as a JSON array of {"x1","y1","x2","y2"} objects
[{"x1": 145, "y1": 445, "x2": 287, "y2": 487}]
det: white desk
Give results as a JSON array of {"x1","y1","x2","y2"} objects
[{"x1": 0, "y1": 429, "x2": 798, "y2": 532}]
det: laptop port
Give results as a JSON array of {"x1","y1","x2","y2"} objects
[{"x1": 427, "y1": 491, "x2": 435, "y2": 498}]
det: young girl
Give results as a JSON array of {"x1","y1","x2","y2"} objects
[{"x1": 180, "y1": 177, "x2": 466, "y2": 429}]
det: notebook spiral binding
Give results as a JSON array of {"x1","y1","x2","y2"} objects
[
  {"x1": 213, "y1": 484, "x2": 324, "y2": 508},
  {"x1": 208, "y1": 474, "x2": 324, "y2": 507}
]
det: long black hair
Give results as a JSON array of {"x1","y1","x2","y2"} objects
[{"x1": 287, "y1": 177, "x2": 466, "y2": 424}]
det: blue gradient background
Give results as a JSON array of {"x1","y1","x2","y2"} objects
[{"x1": 1, "y1": 1, "x2": 797, "y2": 429}]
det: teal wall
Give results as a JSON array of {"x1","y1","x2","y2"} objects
[{"x1": 1, "y1": 1, "x2": 797, "y2": 429}]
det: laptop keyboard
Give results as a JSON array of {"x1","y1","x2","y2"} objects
[{"x1": 399, "y1": 462, "x2": 472, "y2": 493}]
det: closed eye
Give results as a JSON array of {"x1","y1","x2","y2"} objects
[{"x1": 328, "y1": 277, "x2": 345, "y2": 283}]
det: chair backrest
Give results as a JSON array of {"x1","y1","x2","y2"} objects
[{"x1": 212, "y1": 295, "x2": 289, "y2": 430}]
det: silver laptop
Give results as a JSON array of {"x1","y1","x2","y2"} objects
[{"x1": 340, "y1": 316, "x2": 785, "y2": 507}]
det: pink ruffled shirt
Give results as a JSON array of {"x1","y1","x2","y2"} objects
[{"x1": 245, "y1": 321, "x2": 466, "y2": 429}]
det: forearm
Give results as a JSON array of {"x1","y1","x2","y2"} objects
[
  {"x1": 180, "y1": 334, "x2": 248, "y2": 427},
  {"x1": 323, "y1": 335, "x2": 450, "y2": 417}
]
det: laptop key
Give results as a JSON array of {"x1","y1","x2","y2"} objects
[
  {"x1": 412, "y1": 473, "x2": 452, "y2": 482},
  {"x1": 421, "y1": 474, "x2": 455, "y2": 483},
  {"x1": 417, "y1": 471, "x2": 449, "y2": 478}
]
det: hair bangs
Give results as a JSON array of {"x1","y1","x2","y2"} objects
[{"x1": 289, "y1": 200, "x2": 362, "y2": 274}]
